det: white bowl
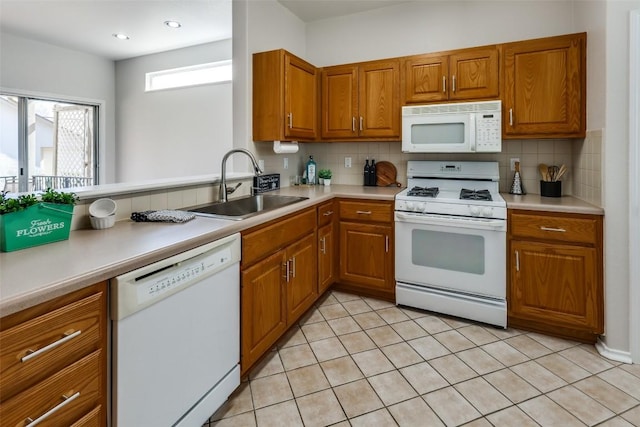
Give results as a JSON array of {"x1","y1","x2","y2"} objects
[
  {"x1": 89, "y1": 198, "x2": 117, "y2": 218},
  {"x1": 90, "y1": 214, "x2": 116, "y2": 230}
]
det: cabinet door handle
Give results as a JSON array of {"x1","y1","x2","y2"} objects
[
  {"x1": 323, "y1": 210, "x2": 333, "y2": 216},
  {"x1": 385, "y1": 235, "x2": 389, "y2": 253},
  {"x1": 320, "y1": 237, "x2": 326, "y2": 254},
  {"x1": 25, "y1": 391, "x2": 80, "y2": 426},
  {"x1": 352, "y1": 117, "x2": 356, "y2": 132},
  {"x1": 509, "y1": 108, "x2": 514, "y2": 126},
  {"x1": 21, "y1": 330, "x2": 82, "y2": 363},
  {"x1": 290, "y1": 257, "x2": 296, "y2": 278},
  {"x1": 442, "y1": 76, "x2": 446, "y2": 93},
  {"x1": 283, "y1": 261, "x2": 290, "y2": 282},
  {"x1": 288, "y1": 113, "x2": 293, "y2": 129},
  {"x1": 452, "y1": 75, "x2": 456, "y2": 92},
  {"x1": 540, "y1": 226, "x2": 567, "y2": 233},
  {"x1": 515, "y1": 250, "x2": 520, "y2": 272},
  {"x1": 356, "y1": 210, "x2": 371, "y2": 215},
  {"x1": 359, "y1": 116, "x2": 363, "y2": 131}
]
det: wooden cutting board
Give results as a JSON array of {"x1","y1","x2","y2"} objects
[{"x1": 375, "y1": 161, "x2": 401, "y2": 187}]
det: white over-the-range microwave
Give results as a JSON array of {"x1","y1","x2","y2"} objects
[{"x1": 402, "y1": 100, "x2": 502, "y2": 153}]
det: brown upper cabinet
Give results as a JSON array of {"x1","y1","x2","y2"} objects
[
  {"x1": 403, "y1": 46, "x2": 499, "y2": 104},
  {"x1": 502, "y1": 32, "x2": 586, "y2": 139},
  {"x1": 253, "y1": 49, "x2": 318, "y2": 142},
  {"x1": 321, "y1": 59, "x2": 401, "y2": 141}
]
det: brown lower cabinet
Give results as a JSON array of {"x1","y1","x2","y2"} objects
[
  {"x1": 335, "y1": 199, "x2": 395, "y2": 301},
  {"x1": 317, "y1": 200, "x2": 338, "y2": 294},
  {"x1": 240, "y1": 208, "x2": 318, "y2": 375},
  {"x1": 0, "y1": 282, "x2": 107, "y2": 426},
  {"x1": 508, "y1": 209, "x2": 604, "y2": 343}
]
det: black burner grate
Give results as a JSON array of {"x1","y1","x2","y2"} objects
[
  {"x1": 460, "y1": 189, "x2": 493, "y2": 201},
  {"x1": 407, "y1": 186, "x2": 440, "y2": 197}
]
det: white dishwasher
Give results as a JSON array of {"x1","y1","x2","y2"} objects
[{"x1": 111, "y1": 233, "x2": 241, "y2": 427}]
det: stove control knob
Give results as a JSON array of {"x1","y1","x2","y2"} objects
[
  {"x1": 469, "y1": 205, "x2": 481, "y2": 216},
  {"x1": 482, "y1": 207, "x2": 494, "y2": 217},
  {"x1": 406, "y1": 201, "x2": 415, "y2": 211},
  {"x1": 417, "y1": 202, "x2": 426, "y2": 212}
]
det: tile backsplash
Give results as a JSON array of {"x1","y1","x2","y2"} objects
[
  {"x1": 257, "y1": 139, "x2": 575, "y2": 195},
  {"x1": 70, "y1": 179, "x2": 252, "y2": 231},
  {"x1": 572, "y1": 129, "x2": 603, "y2": 207},
  {"x1": 71, "y1": 134, "x2": 603, "y2": 232}
]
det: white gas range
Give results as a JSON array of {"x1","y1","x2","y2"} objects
[{"x1": 395, "y1": 160, "x2": 507, "y2": 328}]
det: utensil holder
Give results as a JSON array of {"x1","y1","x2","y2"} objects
[{"x1": 540, "y1": 180, "x2": 562, "y2": 197}]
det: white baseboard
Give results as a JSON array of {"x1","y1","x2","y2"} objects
[{"x1": 596, "y1": 338, "x2": 634, "y2": 364}]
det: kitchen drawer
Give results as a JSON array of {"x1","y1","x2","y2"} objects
[
  {"x1": 339, "y1": 200, "x2": 393, "y2": 223},
  {"x1": 0, "y1": 290, "x2": 104, "y2": 401},
  {"x1": 0, "y1": 350, "x2": 103, "y2": 427},
  {"x1": 70, "y1": 405, "x2": 102, "y2": 427},
  {"x1": 317, "y1": 201, "x2": 336, "y2": 227},
  {"x1": 242, "y1": 208, "x2": 316, "y2": 267},
  {"x1": 509, "y1": 211, "x2": 599, "y2": 245}
]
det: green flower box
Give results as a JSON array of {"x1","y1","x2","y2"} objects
[{"x1": 0, "y1": 203, "x2": 74, "y2": 252}]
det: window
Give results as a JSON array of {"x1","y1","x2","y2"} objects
[
  {"x1": 145, "y1": 60, "x2": 232, "y2": 92},
  {"x1": 0, "y1": 94, "x2": 98, "y2": 193}
]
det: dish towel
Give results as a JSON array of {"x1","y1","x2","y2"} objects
[{"x1": 131, "y1": 210, "x2": 195, "y2": 223}]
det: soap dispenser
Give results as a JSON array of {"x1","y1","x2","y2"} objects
[{"x1": 306, "y1": 155, "x2": 317, "y2": 185}]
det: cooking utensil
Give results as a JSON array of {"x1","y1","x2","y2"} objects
[
  {"x1": 376, "y1": 161, "x2": 402, "y2": 187},
  {"x1": 539, "y1": 164, "x2": 550, "y2": 181},
  {"x1": 548, "y1": 165, "x2": 559, "y2": 182},
  {"x1": 555, "y1": 164, "x2": 568, "y2": 181}
]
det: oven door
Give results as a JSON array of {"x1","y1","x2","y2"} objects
[
  {"x1": 401, "y1": 112, "x2": 474, "y2": 153},
  {"x1": 394, "y1": 211, "x2": 505, "y2": 298}
]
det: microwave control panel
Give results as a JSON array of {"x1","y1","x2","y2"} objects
[{"x1": 475, "y1": 112, "x2": 501, "y2": 152}]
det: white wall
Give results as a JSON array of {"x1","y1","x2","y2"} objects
[
  {"x1": 600, "y1": 0, "x2": 639, "y2": 361},
  {"x1": 233, "y1": 0, "x2": 307, "y2": 176},
  {"x1": 115, "y1": 40, "x2": 233, "y2": 182},
  {"x1": 305, "y1": 0, "x2": 575, "y2": 66},
  {"x1": 0, "y1": 32, "x2": 116, "y2": 183}
]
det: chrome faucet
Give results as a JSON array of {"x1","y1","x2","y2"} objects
[{"x1": 219, "y1": 148, "x2": 263, "y2": 202}]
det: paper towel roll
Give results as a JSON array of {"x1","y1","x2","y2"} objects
[{"x1": 273, "y1": 140, "x2": 299, "y2": 154}]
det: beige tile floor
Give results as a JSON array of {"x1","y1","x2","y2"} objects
[{"x1": 206, "y1": 290, "x2": 640, "y2": 427}]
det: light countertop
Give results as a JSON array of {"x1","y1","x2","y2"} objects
[
  {"x1": 501, "y1": 193, "x2": 604, "y2": 215},
  {"x1": 0, "y1": 185, "x2": 401, "y2": 316}
]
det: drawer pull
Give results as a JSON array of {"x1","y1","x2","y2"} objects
[
  {"x1": 21, "y1": 330, "x2": 82, "y2": 363},
  {"x1": 356, "y1": 210, "x2": 372, "y2": 215},
  {"x1": 540, "y1": 226, "x2": 566, "y2": 233},
  {"x1": 323, "y1": 211, "x2": 334, "y2": 216},
  {"x1": 25, "y1": 391, "x2": 80, "y2": 426}
]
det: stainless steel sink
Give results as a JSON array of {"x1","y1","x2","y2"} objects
[{"x1": 185, "y1": 194, "x2": 309, "y2": 220}]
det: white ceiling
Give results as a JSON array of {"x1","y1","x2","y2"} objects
[
  {"x1": 0, "y1": 0, "x2": 407, "y2": 61},
  {"x1": 0, "y1": 0, "x2": 233, "y2": 61}
]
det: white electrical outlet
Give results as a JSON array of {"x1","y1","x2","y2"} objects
[
  {"x1": 283, "y1": 157, "x2": 288, "y2": 169},
  {"x1": 258, "y1": 159, "x2": 265, "y2": 171},
  {"x1": 345, "y1": 157, "x2": 352, "y2": 168},
  {"x1": 510, "y1": 158, "x2": 520, "y2": 171}
]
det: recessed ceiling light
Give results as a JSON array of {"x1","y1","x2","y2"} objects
[
  {"x1": 164, "y1": 20, "x2": 182, "y2": 29},
  {"x1": 112, "y1": 33, "x2": 130, "y2": 41}
]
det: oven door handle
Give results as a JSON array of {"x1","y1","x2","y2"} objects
[{"x1": 395, "y1": 212, "x2": 506, "y2": 231}]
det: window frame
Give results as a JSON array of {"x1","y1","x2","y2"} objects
[
  {"x1": 145, "y1": 60, "x2": 232, "y2": 92},
  {"x1": 0, "y1": 87, "x2": 103, "y2": 192}
]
